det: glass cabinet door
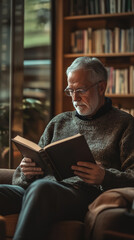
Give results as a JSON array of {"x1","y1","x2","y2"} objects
[
  {"x1": 0, "y1": 0, "x2": 12, "y2": 168},
  {"x1": 0, "y1": 0, "x2": 54, "y2": 169},
  {"x1": 23, "y1": 0, "x2": 54, "y2": 144},
  {"x1": 0, "y1": 0, "x2": 24, "y2": 168}
]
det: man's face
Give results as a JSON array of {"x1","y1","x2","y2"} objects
[{"x1": 67, "y1": 69, "x2": 105, "y2": 116}]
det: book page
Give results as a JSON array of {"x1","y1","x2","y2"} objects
[
  {"x1": 13, "y1": 135, "x2": 41, "y2": 151},
  {"x1": 44, "y1": 133, "x2": 81, "y2": 149}
]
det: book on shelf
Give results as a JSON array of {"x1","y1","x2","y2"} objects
[
  {"x1": 88, "y1": 27, "x2": 92, "y2": 53},
  {"x1": 109, "y1": 0, "x2": 116, "y2": 13},
  {"x1": 106, "y1": 67, "x2": 129, "y2": 94},
  {"x1": 106, "y1": 67, "x2": 115, "y2": 94},
  {"x1": 70, "y1": 27, "x2": 134, "y2": 54},
  {"x1": 115, "y1": 69, "x2": 120, "y2": 94},
  {"x1": 69, "y1": 0, "x2": 134, "y2": 16},
  {"x1": 77, "y1": 0, "x2": 86, "y2": 15},
  {"x1": 12, "y1": 133, "x2": 95, "y2": 181},
  {"x1": 129, "y1": 65, "x2": 134, "y2": 93},
  {"x1": 117, "y1": 69, "x2": 128, "y2": 94},
  {"x1": 114, "y1": 27, "x2": 120, "y2": 53},
  {"x1": 70, "y1": 0, "x2": 86, "y2": 15}
]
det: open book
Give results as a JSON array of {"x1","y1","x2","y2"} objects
[{"x1": 12, "y1": 133, "x2": 95, "y2": 181}]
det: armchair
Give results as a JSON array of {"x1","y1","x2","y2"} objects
[{"x1": 0, "y1": 168, "x2": 134, "y2": 240}]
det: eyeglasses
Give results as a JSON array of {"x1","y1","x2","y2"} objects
[{"x1": 64, "y1": 81, "x2": 102, "y2": 97}]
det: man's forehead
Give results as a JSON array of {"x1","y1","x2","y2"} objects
[
  {"x1": 67, "y1": 69, "x2": 93, "y2": 85},
  {"x1": 68, "y1": 68, "x2": 93, "y2": 78}
]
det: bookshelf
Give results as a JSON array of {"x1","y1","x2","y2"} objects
[{"x1": 55, "y1": 0, "x2": 134, "y2": 115}]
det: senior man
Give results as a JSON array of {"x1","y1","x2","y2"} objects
[{"x1": 0, "y1": 57, "x2": 134, "y2": 240}]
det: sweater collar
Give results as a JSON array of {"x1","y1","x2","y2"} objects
[{"x1": 75, "y1": 97, "x2": 112, "y2": 121}]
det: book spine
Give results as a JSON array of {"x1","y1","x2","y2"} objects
[
  {"x1": 41, "y1": 150, "x2": 62, "y2": 181},
  {"x1": 107, "y1": 67, "x2": 130, "y2": 94},
  {"x1": 110, "y1": 0, "x2": 116, "y2": 13},
  {"x1": 70, "y1": 0, "x2": 134, "y2": 16},
  {"x1": 36, "y1": 150, "x2": 49, "y2": 171}
]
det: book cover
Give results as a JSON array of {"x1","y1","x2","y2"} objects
[{"x1": 12, "y1": 134, "x2": 95, "y2": 181}]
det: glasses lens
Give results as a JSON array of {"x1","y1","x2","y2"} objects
[
  {"x1": 65, "y1": 89, "x2": 85, "y2": 97},
  {"x1": 65, "y1": 89, "x2": 71, "y2": 96}
]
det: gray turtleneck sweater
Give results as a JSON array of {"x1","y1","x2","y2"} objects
[{"x1": 12, "y1": 107, "x2": 134, "y2": 191}]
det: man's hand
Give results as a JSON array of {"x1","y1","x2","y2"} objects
[
  {"x1": 20, "y1": 157, "x2": 44, "y2": 179},
  {"x1": 71, "y1": 161, "x2": 105, "y2": 185}
]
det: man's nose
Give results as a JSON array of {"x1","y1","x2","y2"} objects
[{"x1": 71, "y1": 92, "x2": 81, "y2": 101}]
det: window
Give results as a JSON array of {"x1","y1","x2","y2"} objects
[
  {"x1": 23, "y1": 0, "x2": 54, "y2": 143},
  {"x1": 0, "y1": 0, "x2": 54, "y2": 168}
]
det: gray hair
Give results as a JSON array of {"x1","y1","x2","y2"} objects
[{"x1": 66, "y1": 57, "x2": 108, "y2": 82}]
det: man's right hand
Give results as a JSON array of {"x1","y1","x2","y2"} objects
[{"x1": 20, "y1": 157, "x2": 44, "y2": 179}]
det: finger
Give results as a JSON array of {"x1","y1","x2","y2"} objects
[
  {"x1": 73, "y1": 171, "x2": 96, "y2": 184},
  {"x1": 22, "y1": 157, "x2": 33, "y2": 163},
  {"x1": 77, "y1": 161, "x2": 95, "y2": 168},
  {"x1": 96, "y1": 161, "x2": 103, "y2": 166},
  {"x1": 21, "y1": 166, "x2": 42, "y2": 173},
  {"x1": 20, "y1": 158, "x2": 33, "y2": 166},
  {"x1": 71, "y1": 165, "x2": 92, "y2": 174},
  {"x1": 80, "y1": 177, "x2": 95, "y2": 184},
  {"x1": 24, "y1": 171, "x2": 44, "y2": 176},
  {"x1": 20, "y1": 161, "x2": 36, "y2": 168},
  {"x1": 74, "y1": 170, "x2": 92, "y2": 179}
]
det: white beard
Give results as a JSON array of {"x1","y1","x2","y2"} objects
[{"x1": 73, "y1": 93, "x2": 99, "y2": 116}]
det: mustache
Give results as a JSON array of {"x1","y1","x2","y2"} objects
[{"x1": 73, "y1": 101, "x2": 89, "y2": 108}]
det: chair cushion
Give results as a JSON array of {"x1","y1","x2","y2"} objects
[
  {"x1": 48, "y1": 221, "x2": 84, "y2": 240},
  {"x1": 4, "y1": 214, "x2": 18, "y2": 238},
  {"x1": 4, "y1": 214, "x2": 84, "y2": 240}
]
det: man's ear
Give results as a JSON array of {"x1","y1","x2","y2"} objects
[{"x1": 98, "y1": 81, "x2": 107, "y2": 95}]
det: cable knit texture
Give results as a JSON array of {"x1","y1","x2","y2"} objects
[{"x1": 12, "y1": 106, "x2": 134, "y2": 191}]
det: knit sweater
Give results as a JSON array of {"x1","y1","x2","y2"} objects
[{"x1": 12, "y1": 106, "x2": 134, "y2": 191}]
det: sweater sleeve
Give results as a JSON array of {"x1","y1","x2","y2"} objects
[
  {"x1": 102, "y1": 168, "x2": 134, "y2": 190},
  {"x1": 102, "y1": 117, "x2": 134, "y2": 190}
]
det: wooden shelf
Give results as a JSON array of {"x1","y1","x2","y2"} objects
[
  {"x1": 64, "y1": 12, "x2": 134, "y2": 20},
  {"x1": 64, "y1": 53, "x2": 134, "y2": 58},
  {"x1": 106, "y1": 94, "x2": 134, "y2": 98}
]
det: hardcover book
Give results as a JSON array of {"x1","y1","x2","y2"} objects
[{"x1": 12, "y1": 133, "x2": 95, "y2": 181}]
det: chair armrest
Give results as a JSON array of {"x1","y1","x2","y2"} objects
[
  {"x1": 0, "y1": 216, "x2": 6, "y2": 240},
  {"x1": 0, "y1": 169, "x2": 15, "y2": 185}
]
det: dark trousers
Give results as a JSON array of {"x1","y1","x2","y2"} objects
[{"x1": 0, "y1": 179, "x2": 101, "y2": 240}]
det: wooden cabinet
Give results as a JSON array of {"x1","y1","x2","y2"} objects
[{"x1": 55, "y1": 0, "x2": 134, "y2": 115}]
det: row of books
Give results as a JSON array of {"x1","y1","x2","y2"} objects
[
  {"x1": 70, "y1": 0, "x2": 134, "y2": 16},
  {"x1": 70, "y1": 27, "x2": 134, "y2": 53},
  {"x1": 106, "y1": 66, "x2": 134, "y2": 94}
]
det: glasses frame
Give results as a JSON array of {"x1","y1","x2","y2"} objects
[{"x1": 64, "y1": 80, "x2": 103, "y2": 97}]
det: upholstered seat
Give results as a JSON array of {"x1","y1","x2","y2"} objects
[
  {"x1": 4, "y1": 214, "x2": 18, "y2": 240},
  {"x1": 3, "y1": 214, "x2": 84, "y2": 240},
  {"x1": 0, "y1": 169, "x2": 84, "y2": 240}
]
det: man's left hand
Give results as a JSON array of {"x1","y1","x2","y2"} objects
[{"x1": 71, "y1": 161, "x2": 105, "y2": 185}]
